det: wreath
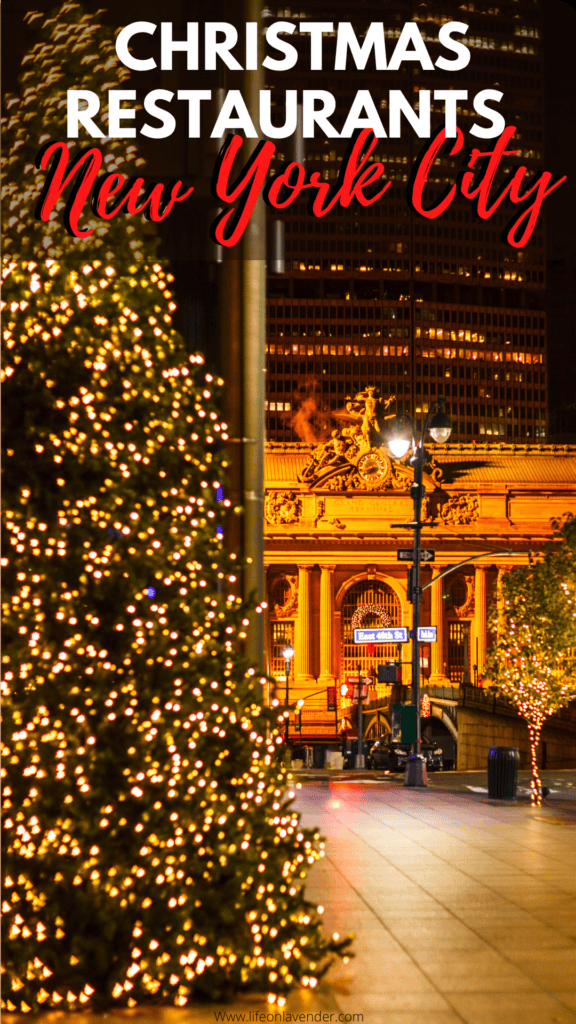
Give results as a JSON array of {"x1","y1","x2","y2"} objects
[{"x1": 351, "y1": 604, "x2": 392, "y2": 629}]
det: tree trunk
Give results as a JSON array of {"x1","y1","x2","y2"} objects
[{"x1": 528, "y1": 725, "x2": 542, "y2": 806}]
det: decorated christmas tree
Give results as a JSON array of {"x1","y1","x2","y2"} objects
[
  {"x1": 486, "y1": 515, "x2": 576, "y2": 805},
  {"x1": 1, "y1": 3, "x2": 350, "y2": 1014}
]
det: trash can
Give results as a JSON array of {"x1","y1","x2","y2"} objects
[{"x1": 487, "y1": 746, "x2": 519, "y2": 799}]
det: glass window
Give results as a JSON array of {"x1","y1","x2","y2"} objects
[
  {"x1": 270, "y1": 620, "x2": 295, "y2": 692},
  {"x1": 448, "y1": 621, "x2": 470, "y2": 685}
]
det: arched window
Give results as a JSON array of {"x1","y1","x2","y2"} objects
[
  {"x1": 341, "y1": 580, "x2": 401, "y2": 680},
  {"x1": 271, "y1": 577, "x2": 291, "y2": 610},
  {"x1": 449, "y1": 576, "x2": 468, "y2": 610}
]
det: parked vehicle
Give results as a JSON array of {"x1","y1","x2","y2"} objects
[
  {"x1": 368, "y1": 739, "x2": 443, "y2": 771},
  {"x1": 367, "y1": 739, "x2": 408, "y2": 771},
  {"x1": 421, "y1": 740, "x2": 444, "y2": 771}
]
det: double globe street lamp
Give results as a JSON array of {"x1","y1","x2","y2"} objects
[{"x1": 385, "y1": 398, "x2": 452, "y2": 787}]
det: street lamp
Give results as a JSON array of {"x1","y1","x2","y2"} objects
[
  {"x1": 385, "y1": 398, "x2": 452, "y2": 788},
  {"x1": 282, "y1": 645, "x2": 295, "y2": 746}
]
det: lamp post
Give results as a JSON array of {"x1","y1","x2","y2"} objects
[
  {"x1": 386, "y1": 398, "x2": 452, "y2": 788},
  {"x1": 282, "y1": 645, "x2": 295, "y2": 747}
]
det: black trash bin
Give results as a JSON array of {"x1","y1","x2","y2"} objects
[{"x1": 487, "y1": 746, "x2": 519, "y2": 799}]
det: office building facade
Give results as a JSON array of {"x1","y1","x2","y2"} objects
[{"x1": 264, "y1": 0, "x2": 547, "y2": 443}]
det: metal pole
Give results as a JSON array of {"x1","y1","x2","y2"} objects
[
  {"x1": 356, "y1": 662, "x2": 365, "y2": 769},
  {"x1": 284, "y1": 658, "x2": 290, "y2": 747},
  {"x1": 420, "y1": 550, "x2": 520, "y2": 592},
  {"x1": 242, "y1": 0, "x2": 266, "y2": 668},
  {"x1": 405, "y1": 442, "x2": 427, "y2": 787},
  {"x1": 412, "y1": 449, "x2": 423, "y2": 753}
]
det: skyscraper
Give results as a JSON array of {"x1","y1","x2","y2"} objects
[{"x1": 264, "y1": 1, "x2": 547, "y2": 443}]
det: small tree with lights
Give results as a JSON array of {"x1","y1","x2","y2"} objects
[
  {"x1": 1, "y1": 3, "x2": 350, "y2": 1014},
  {"x1": 485, "y1": 515, "x2": 576, "y2": 805}
]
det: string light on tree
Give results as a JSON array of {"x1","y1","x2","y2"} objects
[
  {"x1": 485, "y1": 517, "x2": 576, "y2": 806},
  {"x1": 1, "y1": 3, "x2": 351, "y2": 1014}
]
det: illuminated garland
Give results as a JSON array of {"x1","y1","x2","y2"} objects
[{"x1": 351, "y1": 604, "x2": 392, "y2": 630}]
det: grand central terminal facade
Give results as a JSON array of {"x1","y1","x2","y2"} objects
[{"x1": 263, "y1": 390, "x2": 576, "y2": 770}]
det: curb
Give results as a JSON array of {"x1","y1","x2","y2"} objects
[{"x1": 293, "y1": 770, "x2": 395, "y2": 782}]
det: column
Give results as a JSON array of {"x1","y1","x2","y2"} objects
[
  {"x1": 473, "y1": 566, "x2": 487, "y2": 683},
  {"x1": 319, "y1": 565, "x2": 336, "y2": 688},
  {"x1": 429, "y1": 568, "x2": 450, "y2": 686},
  {"x1": 496, "y1": 565, "x2": 508, "y2": 636},
  {"x1": 295, "y1": 565, "x2": 314, "y2": 685}
]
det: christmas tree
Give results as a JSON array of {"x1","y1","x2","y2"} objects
[
  {"x1": 486, "y1": 515, "x2": 576, "y2": 805},
  {"x1": 1, "y1": 3, "x2": 350, "y2": 1014}
]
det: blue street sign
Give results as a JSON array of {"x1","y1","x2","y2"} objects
[
  {"x1": 354, "y1": 627, "x2": 409, "y2": 644},
  {"x1": 418, "y1": 626, "x2": 437, "y2": 642}
]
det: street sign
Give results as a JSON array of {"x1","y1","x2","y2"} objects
[
  {"x1": 326, "y1": 686, "x2": 337, "y2": 711},
  {"x1": 418, "y1": 626, "x2": 437, "y2": 642},
  {"x1": 397, "y1": 549, "x2": 435, "y2": 562},
  {"x1": 354, "y1": 627, "x2": 409, "y2": 644}
]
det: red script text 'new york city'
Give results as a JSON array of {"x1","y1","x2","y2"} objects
[{"x1": 34, "y1": 128, "x2": 565, "y2": 248}]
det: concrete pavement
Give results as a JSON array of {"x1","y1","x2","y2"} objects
[
  {"x1": 8, "y1": 778, "x2": 576, "y2": 1024},
  {"x1": 297, "y1": 779, "x2": 576, "y2": 1024}
]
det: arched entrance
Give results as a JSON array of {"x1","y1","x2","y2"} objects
[
  {"x1": 340, "y1": 579, "x2": 401, "y2": 680},
  {"x1": 364, "y1": 710, "x2": 392, "y2": 740}
]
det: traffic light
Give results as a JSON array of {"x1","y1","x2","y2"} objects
[{"x1": 379, "y1": 662, "x2": 400, "y2": 683}]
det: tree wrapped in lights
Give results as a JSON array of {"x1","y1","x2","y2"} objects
[
  {"x1": 486, "y1": 515, "x2": 576, "y2": 805},
  {"x1": 1, "y1": 3, "x2": 350, "y2": 1014}
]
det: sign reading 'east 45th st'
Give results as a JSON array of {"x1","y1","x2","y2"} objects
[{"x1": 354, "y1": 627, "x2": 409, "y2": 644}]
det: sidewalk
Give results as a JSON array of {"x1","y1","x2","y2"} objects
[
  {"x1": 9, "y1": 782, "x2": 576, "y2": 1024},
  {"x1": 296, "y1": 781, "x2": 576, "y2": 1024}
]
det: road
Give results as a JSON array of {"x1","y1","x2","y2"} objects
[
  {"x1": 297, "y1": 768, "x2": 576, "y2": 805},
  {"x1": 428, "y1": 768, "x2": 576, "y2": 802}
]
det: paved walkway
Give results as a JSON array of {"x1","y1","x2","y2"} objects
[
  {"x1": 296, "y1": 780, "x2": 576, "y2": 1024},
  {"x1": 10, "y1": 781, "x2": 576, "y2": 1024}
]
